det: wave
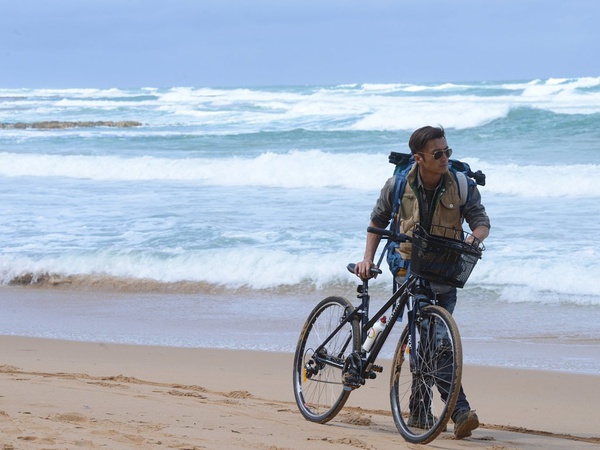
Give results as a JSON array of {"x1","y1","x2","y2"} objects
[
  {"x1": 0, "y1": 249, "x2": 356, "y2": 291},
  {"x1": 0, "y1": 150, "x2": 391, "y2": 190},
  {"x1": 474, "y1": 160, "x2": 600, "y2": 198},
  {"x1": 2, "y1": 77, "x2": 600, "y2": 132},
  {"x1": 1, "y1": 246, "x2": 599, "y2": 306},
  {"x1": 473, "y1": 252, "x2": 600, "y2": 306},
  {"x1": 0, "y1": 231, "x2": 600, "y2": 306},
  {"x1": 155, "y1": 78, "x2": 600, "y2": 131},
  {"x1": 1, "y1": 150, "x2": 599, "y2": 198}
]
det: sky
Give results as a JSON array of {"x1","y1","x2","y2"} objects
[{"x1": 0, "y1": 0, "x2": 598, "y2": 88}]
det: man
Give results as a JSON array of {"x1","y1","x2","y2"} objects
[{"x1": 354, "y1": 125, "x2": 490, "y2": 439}]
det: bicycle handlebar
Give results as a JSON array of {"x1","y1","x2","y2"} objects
[{"x1": 367, "y1": 226, "x2": 411, "y2": 243}]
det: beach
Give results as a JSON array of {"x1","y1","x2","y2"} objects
[{"x1": 1, "y1": 294, "x2": 599, "y2": 449}]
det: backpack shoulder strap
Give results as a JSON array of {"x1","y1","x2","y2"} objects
[
  {"x1": 449, "y1": 159, "x2": 481, "y2": 208},
  {"x1": 390, "y1": 158, "x2": 414, "y2": 232},
  {"x1": 454, "y1": 170, "x2": 469, "y2": 206}
]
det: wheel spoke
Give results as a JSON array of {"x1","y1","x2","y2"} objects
[{"x1": 389, "y1": 305, "x2": 462, "y2": 444}]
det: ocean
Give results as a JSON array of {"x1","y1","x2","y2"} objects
[{"x1": 1, "y1": 78, "x2": 599, "y2": 375}]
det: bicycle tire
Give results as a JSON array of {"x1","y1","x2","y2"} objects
[
  {"x1": 293, "y1": 296, "x2": 360, "y2": 423},
  {"x1": 389, "y1": 305, "x2": 462, "y2": 444}
]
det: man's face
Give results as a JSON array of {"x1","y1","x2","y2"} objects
[{"x1": 415, "y1": 137, "x2": 450, "y2": 178}]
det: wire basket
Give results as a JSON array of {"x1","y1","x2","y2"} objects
[{"x1": 410, "y1": 225, "x2": 484, "y2": 288}]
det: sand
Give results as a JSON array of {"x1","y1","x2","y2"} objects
[{"x1": 1, "y1": 335, "x2": 599, "y2": 450}]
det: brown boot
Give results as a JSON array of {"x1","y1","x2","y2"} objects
[{"x1": 453, "y1": 410, "x2": 479, "y2": 438}]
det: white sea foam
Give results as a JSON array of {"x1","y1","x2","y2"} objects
[
  {"x1": 473, "y1": 253, "x2": 600, "y2": 304},
  {"x1": 0, "y1": 150, "x2": 390, "y2": 190},
  {"x1": 2, "y1": 241, "x2": 599, "y2": 305},
  {"x1": 2, "y1": 77, "x2": 599, "y2": 132},
  {"x1": 349, "y1": 96, "x2": 511, "y2": 130},
  {"x1": 476, "y1": 161, "x2": 600, "y2": 198},
  {"x1": 2, "y1": 150, "x2": 599, "y2": 198}
]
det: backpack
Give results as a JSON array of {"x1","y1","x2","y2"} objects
[{"x1": 384, "y1": 151, "x2": 486, "y2": 278}]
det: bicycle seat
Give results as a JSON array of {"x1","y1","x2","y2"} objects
[{"x1": 346, "y1": 263, "x2": 383, "y2": 276}]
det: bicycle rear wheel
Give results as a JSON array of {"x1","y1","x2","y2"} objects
[
  {"x1": 390, "y1": 305, "x2": 462, "y2": 444},
  {"x1": 293, "y1": 296, "x2": 359, "y2": 423}
]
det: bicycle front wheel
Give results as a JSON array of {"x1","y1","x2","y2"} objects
[
  {"x1": 390, "y1": 305, "x2": 462, "y2": 444},
  {"x1": 293, "y1": 296, "x2": 360, "y2": 423}
]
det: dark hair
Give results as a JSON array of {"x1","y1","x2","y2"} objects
[{"x1": 408, "y1": 125, "x2": 445, "y2": 154}]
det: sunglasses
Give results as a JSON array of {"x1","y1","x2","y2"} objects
[{"x1": 420, "y1": 148, "x2": 453, "y2": 160}]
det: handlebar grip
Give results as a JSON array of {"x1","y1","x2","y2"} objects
[{"x1": 367, "y1": 226, "x2": 393, "y2": 236}]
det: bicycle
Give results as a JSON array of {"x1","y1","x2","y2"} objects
[{"x1": 292, "y1": 224, "x2": 484, "y2": 444}]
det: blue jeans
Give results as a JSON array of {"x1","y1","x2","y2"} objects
[
  {"x1": 409, "y1": 287, "x2": 471, "y2": 419},
  {"x1": 436, "y1": 288, "x2": 471, "y2": 416}
]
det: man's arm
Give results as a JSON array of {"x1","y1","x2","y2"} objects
[
  {"x1": 355, "y1": 176, "x2": 395, "y2": 279},
  {"x1": 463, "y1": 185, "x2": 491, "y2": 242},
  {"x1": 354, "y1": 220, "x2": 383, "y2": 279}
]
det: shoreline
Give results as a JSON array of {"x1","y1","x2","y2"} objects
[
  {"x1": 1, "y1": 335, "x2": 599, "y2": 449},
  {"x1": 2, "y1": 284, "x2": 600, "y2": 376}
]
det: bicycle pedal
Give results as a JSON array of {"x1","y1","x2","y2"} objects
[
  {"x1": 367, "y1": 364, "x2": 383, "y2": 379},
  {"x1": 371, "y1": 364, "x2": 383, "y2": 373}
]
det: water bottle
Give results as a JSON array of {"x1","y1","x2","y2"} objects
[{"x1": 362, "y1": 316, "x2": 387, "y2": 352}]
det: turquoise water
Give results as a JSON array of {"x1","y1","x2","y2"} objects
[{"x1": 1, "y1": 78, "x2": 599, "y2": 373}]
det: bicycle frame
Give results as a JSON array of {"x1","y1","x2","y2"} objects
[{"x1": 311, "y1": 273, "x2": 434, "y2": 379}]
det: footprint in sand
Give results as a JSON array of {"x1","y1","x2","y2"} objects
[
  {"x1": 224, "y1": 390, "x2": 252, "y2": 399},
  {"x1": 51, "y1": 412, "x2": 89, "y2": 423}
]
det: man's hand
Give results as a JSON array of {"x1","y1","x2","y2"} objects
[
  {"x1": 354, "y1": 258, "x2": 378, "y2": 280},
  {"x1": 466, "y1": 225, "x2": 490, "y2": 246}
]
